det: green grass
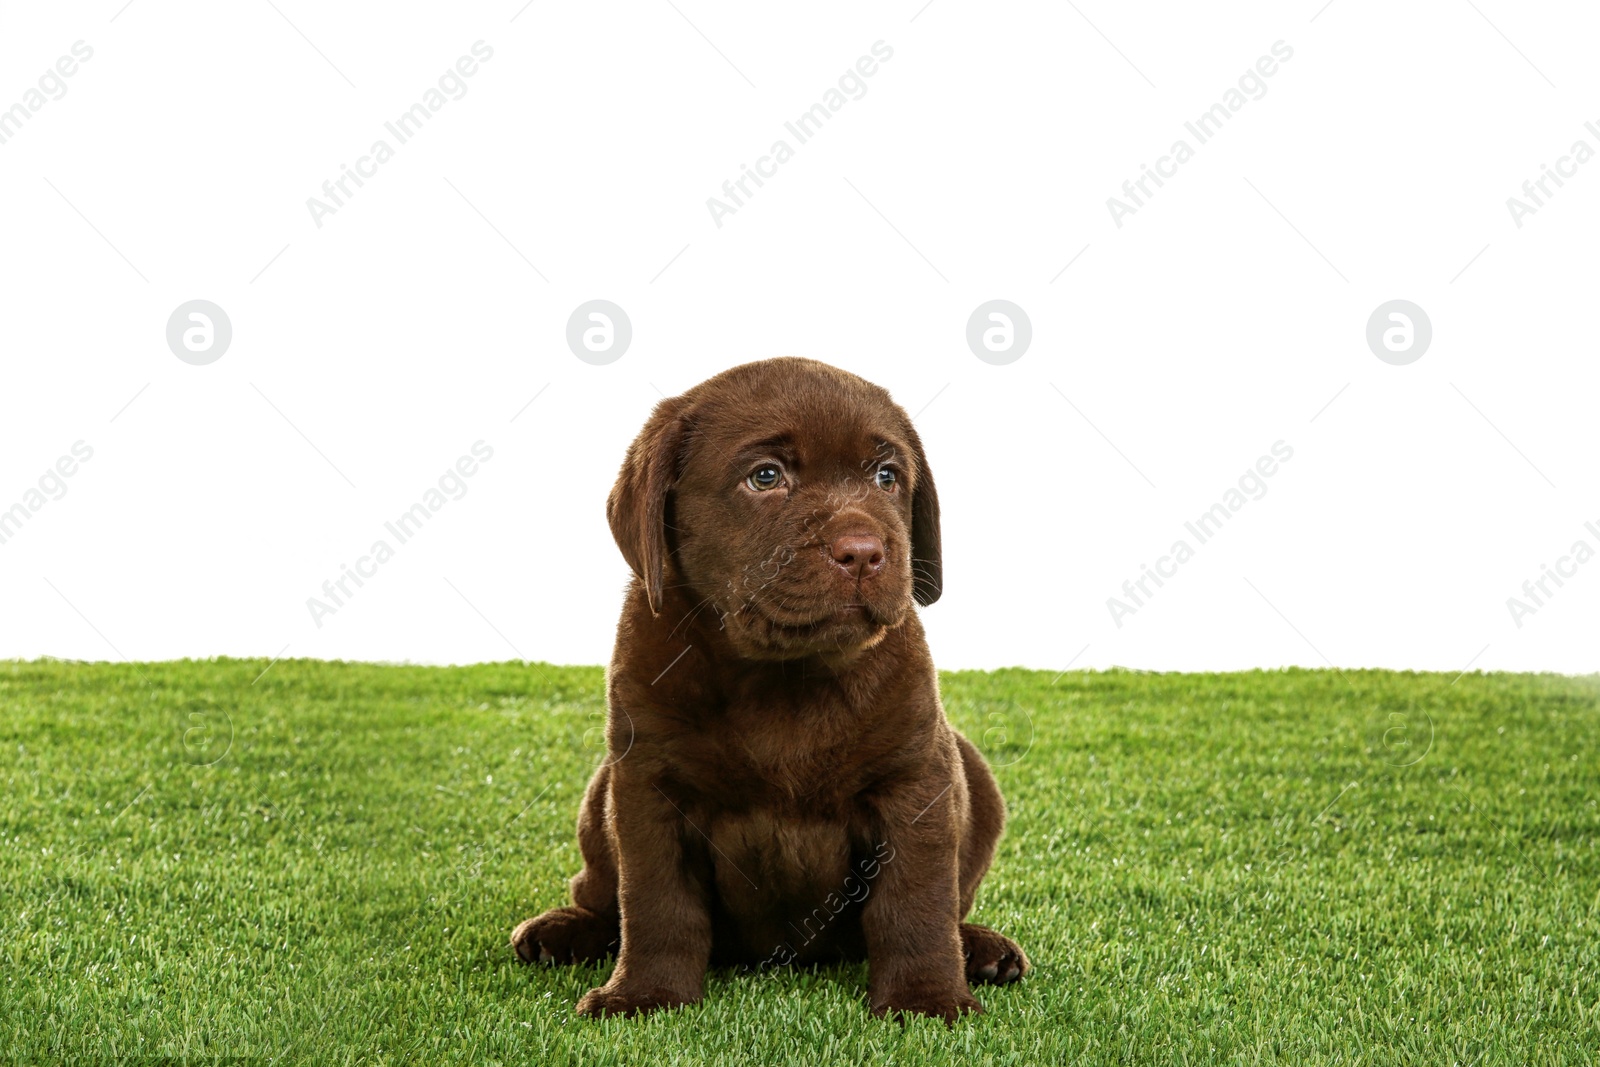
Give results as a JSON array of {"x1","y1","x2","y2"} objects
[{"x1": 3, "y1": 659, "x2": 1597, "y2": 1065}]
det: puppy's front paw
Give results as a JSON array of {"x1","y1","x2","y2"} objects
[
  {"x1": 870, "y1": 986, "x2": 983, "y2": 1025},
  {"x1": 576, "y1": 983, "x2": 696, "y2": 1018}
]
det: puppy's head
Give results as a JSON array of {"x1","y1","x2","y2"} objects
[{"x1": 608, "y1": 357, "x2": 941, "y2": 661}]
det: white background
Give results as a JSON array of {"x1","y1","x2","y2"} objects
[{"x1": 1, "y1": 0, "x2": 1595, "y2": 674}]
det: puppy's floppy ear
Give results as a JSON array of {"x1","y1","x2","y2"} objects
[
  {"x1": 607, "y1": 398, "x2": 688, "y2": 615},
  {"x1": 905, "y1": 421, "x2": 942, "y2": 606}
]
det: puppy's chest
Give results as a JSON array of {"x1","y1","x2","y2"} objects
[{"x1": 681, "y1": 700, "x2": 867, "y2": 804}]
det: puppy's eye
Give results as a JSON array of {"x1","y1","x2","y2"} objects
[
  {"x1": 875, "y1": 467, "x2": 898, "y2": 491},
  {"x1": 747, "y1": 465, "x2": 783, "y2": 491}
]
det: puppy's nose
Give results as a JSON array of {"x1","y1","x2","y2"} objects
[{"x1": 830, "y1": 534, "x2": 885, "y2": 579}]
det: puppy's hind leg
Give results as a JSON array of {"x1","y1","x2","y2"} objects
[
  {"x1": 953, "y1": 733, "x2": 1030, "y2": 985},
  {"x1": 954, "y1": 732, "x2": 1002, "y2": 918},
  {"x1": 512, "y1": 764, "x2": 621, "y2": 965}
]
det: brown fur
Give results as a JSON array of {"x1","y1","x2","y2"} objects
[{"x1": 511, "y1": 357, "x2": 1028, "y2": 1021}]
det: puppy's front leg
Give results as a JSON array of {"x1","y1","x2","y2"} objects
[
  {"x1": 862, "y1": 778, "x2": 982, "y2": 1023},
  {"x1": 575, "y1": 768, "x2": 711, "y2": 1018}
]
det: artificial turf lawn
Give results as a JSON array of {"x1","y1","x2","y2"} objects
[{"x1": 2, "y1": 659, "x2": 1596, "y2": 1065}]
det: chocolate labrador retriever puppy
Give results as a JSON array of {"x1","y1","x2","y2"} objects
[{"x1": 511, "y1": 357, "x2": 1028, "y2": 1021}]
